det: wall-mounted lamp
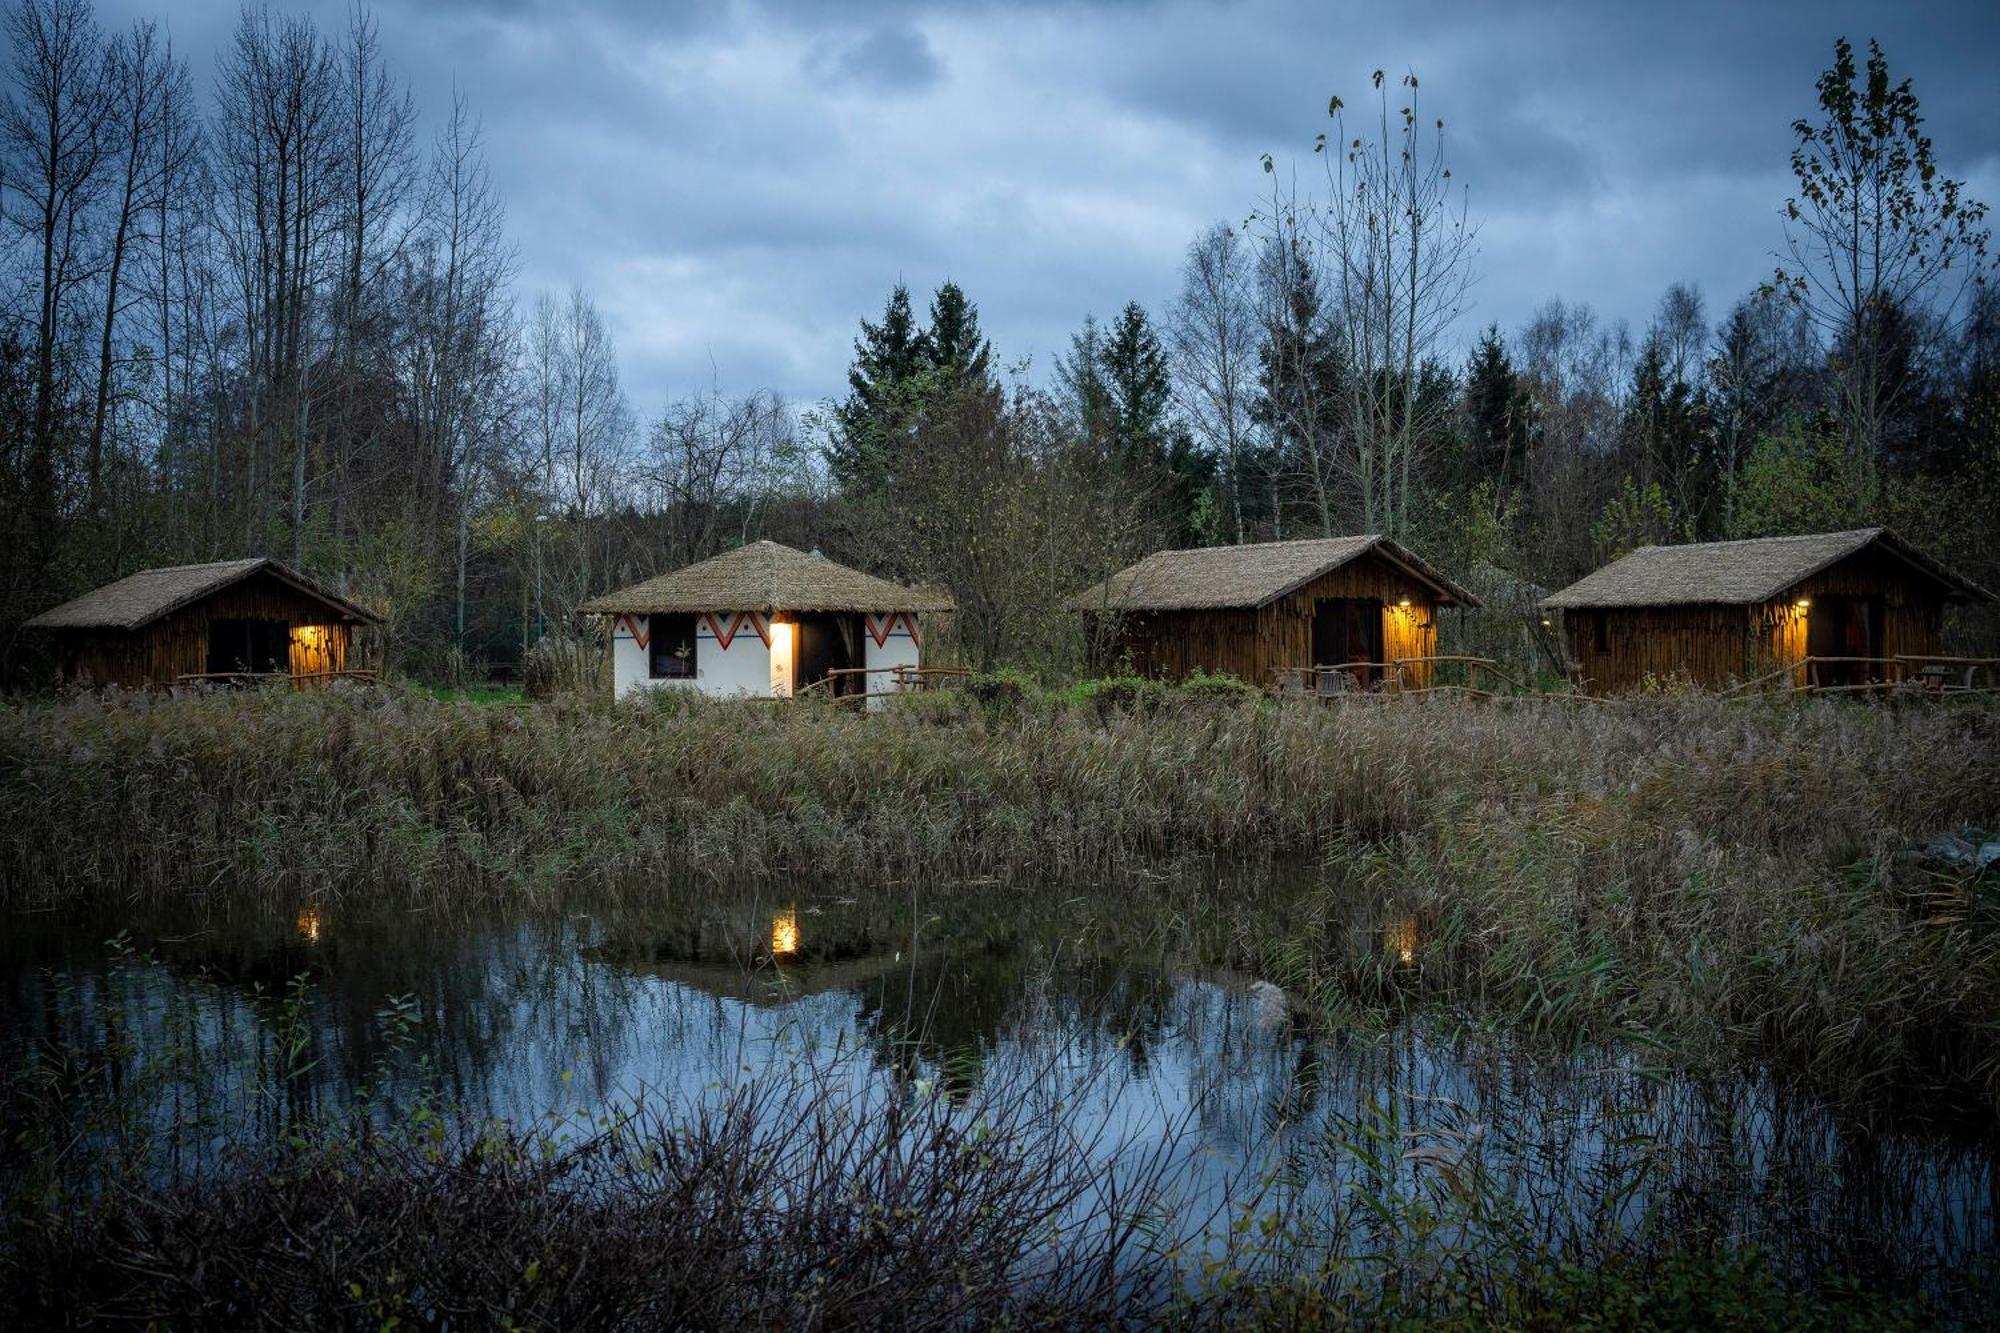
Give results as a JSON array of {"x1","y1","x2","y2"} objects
[
  {"x1": 1397, "y1": 598, "x2": 1412, "y2": 608},
  {"x1": 1794, "y1": 598, "x2": 1812, "y2": 610}
]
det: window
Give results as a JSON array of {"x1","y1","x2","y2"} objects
[
  {"x1": 648, "y1": 614, "x2": 697, "y2": 679},
  {"x1": 207, "y1": 618, "x2": 290, "y2": 675}
]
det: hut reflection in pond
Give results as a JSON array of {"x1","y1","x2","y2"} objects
[
  {"x1": 1384, "y1": 916, "x2": 1418, "y2": 965},
  {"x1": 769, "y1": 909, "x2": 800, "y2": 959}
]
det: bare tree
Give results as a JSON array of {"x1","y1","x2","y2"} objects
[
  {"x1": 86, "y1": 19, "x2": 189, "y2": 510},
  {"x1": 1, "y1": 0, "x2": 108, "y2": 551},
  {"x1": 1262, "y1": 69, "x2": 1476, "y2": 537},
  {"x1": 408, "y1": 91, "x2": 512, "y2": 647},
  {"x1": 640, "y1": 389, "x2": 791, "y2": 575},
  {"x1": 1168, "y1": 222, "x2": 1257, "y2": 543},
  {"x1": 1770, "y1": 37, "x2": 1991, "y2": 459},
  {"x1": 521, "y1": 285, "x2": 630, "y2": 625},
  {"x1": 135, "y1": 32, "x2": 204, "y2": 542},
  {"x1": 213, "y1": 4, "x2": 342, "y2": 561},
  {"x1": 1514, "y1": 298, "x2": 1633, "y2": 581}
]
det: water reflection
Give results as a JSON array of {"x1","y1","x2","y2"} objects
[
  {"x1": 769, "y1": 908, "x2": 800, "y2": 959},
  {"x1": 0, "y1": 887, "x2": 1993, "y2": 1295},
  {"x1": 1383, "y1": 915, "x2": 1417, "y2": 964}
]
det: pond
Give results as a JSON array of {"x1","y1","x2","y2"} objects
[{"x1": 2, "y1": 874, "x2": 1995, "y2": 1304}]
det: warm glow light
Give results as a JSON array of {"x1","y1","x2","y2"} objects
[
  {"x1": 769, "y1": 909, "x2": 800, "y2": 958},
  {"x1": 296, "y1": 907, "x2": 324, "y2": 944},
  {"x1": 768, "y1": 620, "x2": 794, "y2": 696},
  {"x1": 1397, "y1": 598, "x2": 1412, "y2": 608},
  {"x1": 1540, "y1": 618, "x2": 1553, "y2": 628},
  {"x1": 1795, "y1": 599, "x2": 1812, "y2": 610},
  {"x1": 1384, "y1": 916, "x2": 1418, "y2": 965}
]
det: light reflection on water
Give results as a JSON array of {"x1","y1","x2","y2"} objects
[{"x1": 1, "y1": 890, "x2": 1994, "y2": 1292}]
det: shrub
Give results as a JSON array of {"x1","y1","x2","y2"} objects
[
  {"x1": 1176, "y1": 670, "x2": 1263, "y2": 704},
  {"x1": 1064, "y1": 673, "x2": 1169, "y2": 719},
  {"x1": 962, "y1": 666, "x2": 1037, "y2": 716}
]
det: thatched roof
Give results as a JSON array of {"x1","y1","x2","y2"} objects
[
  {"x1": 581, "y1": 541, "x2": 952, "y2": 615},
  {"x1": 1541, "y1": 528, "x2": 1994, "y2": 610},
  {"x1": 1066, "y1": 536, "x2": 1480, "y2": 612},
  {"x1": 24, "y1": 557, "x2": 380, "y2": 631}
]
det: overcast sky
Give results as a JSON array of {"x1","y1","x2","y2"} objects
[{"x1": 101, "y1": 0, "x2": 2000, "y2": 418}]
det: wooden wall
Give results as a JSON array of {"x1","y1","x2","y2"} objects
[
  {"x1": 1562, "y1": 546, "x2": 1949, "y2": 692},
  {"x1": 1103, "y1": 553, "x2": 1445, "y2": 688},
  {"x1": 52, "y1": 571, "x2": 359, "y2": 689},
  {"x1": 1561, "y1": 605, "x2": 1758, "y2": 693},
  {"x1": 1770, "y1": 546, "x2": 1946, "y2": 669}
]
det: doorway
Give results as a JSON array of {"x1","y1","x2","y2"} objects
[
  {"x1": 795, "y1": 613, "x2": 861, "y2": 697},
  {"x1": 1310, "y1": 598, "x2": 1384, "y2": 688},
  {"x1": 207, "y1": 618, "x2": 290, "y2": 676},
  {"x1": 1804, "y1": 595, "x2": 1882, "y2": 687}
]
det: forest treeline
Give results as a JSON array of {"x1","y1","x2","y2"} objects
[{"x1": 2, "y1": 0, "x2": 1993, "y2": 682}]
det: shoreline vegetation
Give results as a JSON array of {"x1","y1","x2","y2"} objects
[
  {"x1": 3, "y1": 683, "x2": 1996, "y2": 1115},
  {"x1": 4, "y1": 683, "x2": 1998, "y2": 1326}
]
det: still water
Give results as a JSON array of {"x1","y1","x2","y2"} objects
[{"x1": 2, "y1": 878, "x2": 1995, "y2": 1292}]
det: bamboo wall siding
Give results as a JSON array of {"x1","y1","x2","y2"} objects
[
  {"x1": 52, "y1": 572, "x2": 359, "y2": 689},
  {"x1": 1563, "y1": 547, "x2": 1950, "y2": 692},
  {"x1": 1107, "y1": 555, "x2": 1445, "y2": 687}
]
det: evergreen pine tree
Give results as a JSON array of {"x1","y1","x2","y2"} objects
[
  {"x1": 1055, "y1": 314, "x2": 1116, "y2": 448},
  {"x1": 1252, "y1": 245, "x2": 1344, "y2": 533},
  {"x1": 831, "y1": 283, "x2": 932, "y2": 495},
  {"x1": 1102, "y1": 301, "x2": 1172, "y2": 468},
  {"x1": 1461, "y1": 325, "x2": 1530, "y2": 494},
  {"x1": 924, "y1": 281, "x2": 994, "y2": 391}
]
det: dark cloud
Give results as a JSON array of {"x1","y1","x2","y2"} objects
[
  {"x1": 809, "y1": 23, "x2": 944, "y2": 93},
  {"x1": 97, "y1": 0, "x2": 2000, "y2": 413}
]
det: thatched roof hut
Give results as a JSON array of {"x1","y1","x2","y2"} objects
[
  {"x1": 1069, "y1": 536, "x2": 1480, "y2": 688},
  {"x1": 582, "y1": 541, "x2": 951, "y2": 702},
  {"x1": 583, "y1": 540, "x2": 952, "y2": 617},
  {"x1": 1543, "y1": 528, "x2": 1994, "y2": 692},
  {"x1": 25, "y1": 558, "x2": 378, "y2": 688}
]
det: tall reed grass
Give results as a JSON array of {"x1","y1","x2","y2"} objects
[{"x1": 2, "y1": 686, "x2": 1996, "y2": 1115}]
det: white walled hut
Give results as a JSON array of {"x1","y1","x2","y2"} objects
[{"x1": 581, "y1": 541, "x2": 952, "y2": 704}]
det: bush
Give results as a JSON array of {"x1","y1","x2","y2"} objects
[
  {"x1": 1176, "y1": 670, "x2": 1262, "y2": 704},
  {"x1": 1063, "y1": 673, "x2": 1169, "y2": 719},
  {"x1": 962, "y1": 666, "x2": 1036, "y2": 716}
]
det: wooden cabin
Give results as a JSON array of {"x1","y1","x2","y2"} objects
[
  {"x1": 582, "y1": 541, "x2": 952, "y2": 706},
  {"x1": 1068, "y1": 536, "x2": 1481, "y2": 689},
  {"x1": 24, "y1": 558, "x2": 379, "y2": 689},
  {"x1": 1541, "y1": 528, "x2": 1995, "y2": 693}
]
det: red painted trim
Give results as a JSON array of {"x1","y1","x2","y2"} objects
[
  {"x1": 699, "y1": 611, "x2": 773, "y2": 651},
  {"x1": 866, "y1": 612, "x2": 920, "y2": 648},
  {"x1": 701, "y1": 611, "x2": 736, "y2": 649},
  {"x1": 616, "y1": 613, "x2": 651, "y2": 649}
]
